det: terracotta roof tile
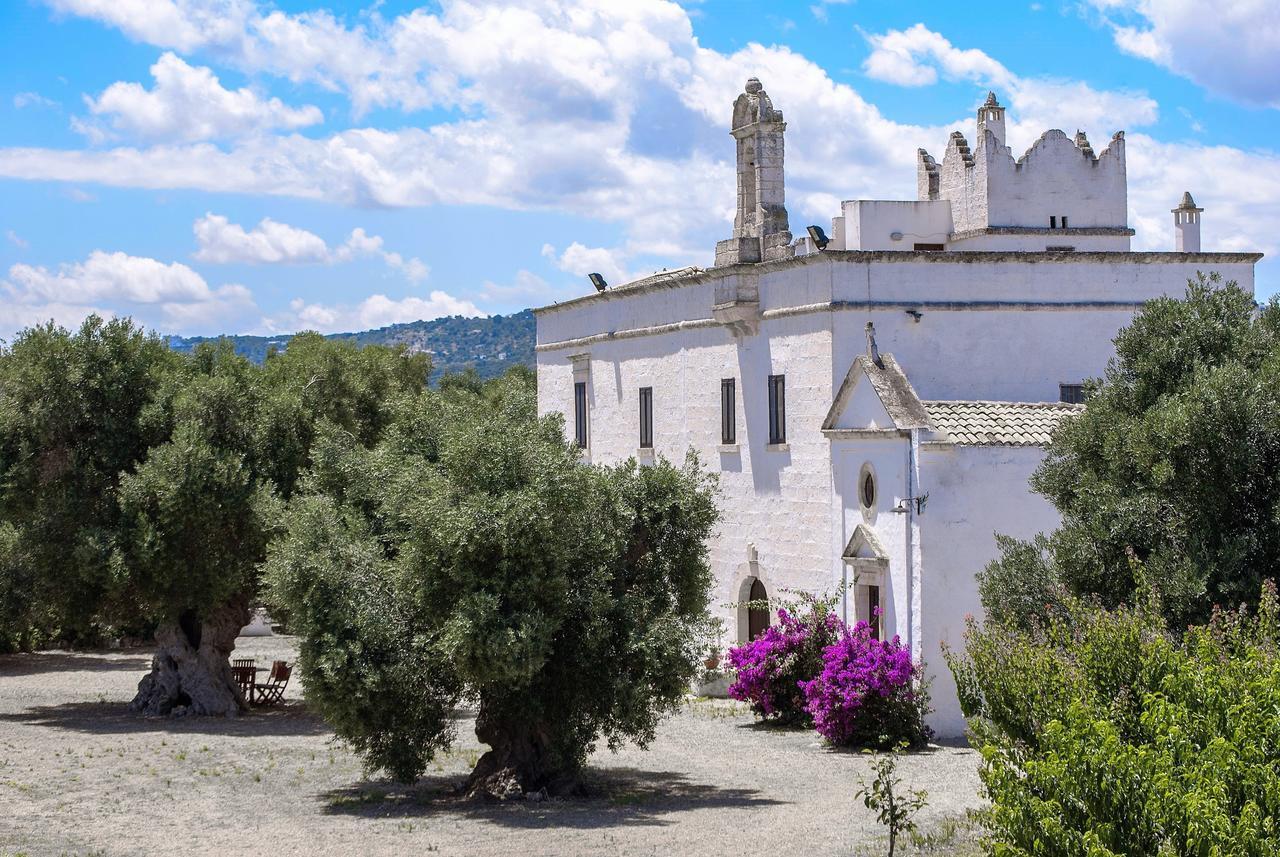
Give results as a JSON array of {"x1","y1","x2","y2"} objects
[{"x1": 924, "y1": 400, "x2": 1083, "y2": 446}]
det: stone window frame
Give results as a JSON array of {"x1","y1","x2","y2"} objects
[{"x1": 858, "y1": 461, "x2": 878, "y2": 522}]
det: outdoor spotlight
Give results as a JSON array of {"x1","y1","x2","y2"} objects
[
  {"x1": 806, "y1": 225, "x2": 830, "y2": 250},
  {"x1": 588, "y1": 272, "x2": 608, "y2": 292}
]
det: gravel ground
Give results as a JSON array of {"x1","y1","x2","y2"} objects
[{"x1": 0, "y1": 637, "x2": 985, "y2": 857}]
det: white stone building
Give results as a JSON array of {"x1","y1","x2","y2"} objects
[{"x1": 533, "y1": 82, "x2": 1262, "y2": 736}]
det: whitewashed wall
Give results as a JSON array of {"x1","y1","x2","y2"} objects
[
  {"x1": 916, "y1": 444, "x2": 1061, "y2": 737},
  {"x1": 841, "y1": 200, "x2": 953, "y2": 250},
  {"x1": 536, "y1": 248, "x2": 1259, "y2": 724}
]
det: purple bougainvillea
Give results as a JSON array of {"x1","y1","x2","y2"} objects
[
  {"x1": 727, "y1": 601, "x2": 930, "y2": 746},
  {"x1": 800, "y1": 620, "x2": 931, "y2": 747},
  {"x1": 726, "y1": 605, "x2": 840, "y2": 724}
]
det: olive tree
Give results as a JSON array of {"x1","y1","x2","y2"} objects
[
  {"x1": 0, "y1": 318, "x2": 430, "y2": 715},
  {"x1": 265, "y1": 373, "x2": 719, "y2": 796},
  {"x1": 0, "y1": 317, "x2": 181, "y2": 648},
  {"x1": 980, "y1": 274, "x2": 1280, "y2": 628}
]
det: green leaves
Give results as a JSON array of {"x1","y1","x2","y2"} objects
[
  {"x1": 0, "y1": 317, "x2": 431, "y2": 643},
  {"x1": 983, "y1": 274, "x2": 1280, "y2": 629},
  {"x1": 264, "y1": 371, "x2": 719, "y2": 782},
  {"x1": 955, "y1": 585, "x2": 1280, "y2": 855}
]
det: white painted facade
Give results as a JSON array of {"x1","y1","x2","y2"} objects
[{"x1": 534, "y1": 82, "x2": 1263, "y2": 737}]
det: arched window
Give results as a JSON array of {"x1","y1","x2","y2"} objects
[{"x1": 748, "y1": 578, "x2": 769, "y2": 640}]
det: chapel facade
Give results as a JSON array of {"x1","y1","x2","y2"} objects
[{"x1": 533, "y1": 81, "x2": 1262, "y2": 736}]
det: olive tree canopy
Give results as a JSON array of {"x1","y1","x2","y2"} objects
[{"x1": 265, "y1": 374, "x2": 719, "y2": 796}]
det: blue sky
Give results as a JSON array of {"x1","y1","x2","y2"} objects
[{"x1": 1, "y1": 0, "x2": 1277, "y2": 339}]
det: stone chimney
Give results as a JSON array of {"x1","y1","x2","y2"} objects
[
  {"x1": 714, "y1": 78, "x2": 794, "y2": 267},
  {"x1": 1172, "y1": 191, "x2": 1203, "y2": 253},
  {"x1": 977, "y1": 91, "x2": 1006, "y2": 148}
]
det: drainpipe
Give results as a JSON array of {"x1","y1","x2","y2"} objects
[{"x1": 905, "y1": 428, "x2": 919, "y2": 659}]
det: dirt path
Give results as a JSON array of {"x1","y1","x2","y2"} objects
[{"x1": 0, "y1": 637, "x2": 984, "y2": 856}]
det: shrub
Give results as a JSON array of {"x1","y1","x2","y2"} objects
[
  {"x1": 950, "y1": 581, "x2": 1280, "y2": 855},
  {"x1": 800, "y1": 622, "x2": 930, "y2": 748},
  {"x1": 726, "y1": 599, "x2": 840, "y2": 725}
]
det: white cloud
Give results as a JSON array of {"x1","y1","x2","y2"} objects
[
  {"x1": 1, "y1": 250, "x2": 256, "y2": 336},
  {"x1": 268, "y1": 291, "x2": 484, "y2": 334},
  {"x1": 1089, "y1": 0, "x2": 1280, "y2": 108},
  {"x1": 6, "y1": 230, "x2": 28, "y2": 248},
  {"x1": 193, "y1": 213, "x2": 329, "y2": 263},
  {"x1": 859, "y1": 24, "x2": 1158, "y2": 147},
  {"x1": 81, "y1": 52, "x2": 322, "y2": 142},
  {"x1": 541, "y1": 242, "x2": 631, "y2": 286},
  {"x1": 13, "y1": 92, "x2": 59, "y2": 110},
  {"x1": 192, "y1": 214, "x2": 428, "y2": 281},
  {"x1": 12, "y1": 1, "x2": 1277, "y2": 298},
  {"x1": 863, "y1": 23, "x2": 1012, "y2": 88},
  {"x1": 43, "y1": 0, "x2": 254, "y2": 53}
]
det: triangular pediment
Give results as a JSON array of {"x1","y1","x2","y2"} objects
[
  {"x1": 842, "y1": 523, "x2": 888, "y2": 563},
  {"x1": 823, "y1": 353, "x2": 932, "y2": 433}
]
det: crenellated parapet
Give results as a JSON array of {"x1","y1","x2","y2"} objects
[
  {"x1": 930, "y1": 93, "x2": 1128, "y2": 236},
  {"x1": 916, "y1": 149, "x2": 940, "y2": 201}
]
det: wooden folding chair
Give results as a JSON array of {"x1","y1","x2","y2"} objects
[
  {"x1": 231, "y1": 658, "x2": 256, "y2": 700},
  {"x1": 252, "y1": 660, "x2": 293, "y2": 706}
]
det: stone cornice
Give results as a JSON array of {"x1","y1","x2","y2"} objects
[{"x1": 532, "y1": 249, "x2": 1264, "y2": 317}]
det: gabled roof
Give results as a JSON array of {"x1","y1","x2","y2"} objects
[
  {"x1": 823, "y1": 353, "x2": 932, "y2": 432},
  {"x1": 924, "y1": 400, "x2": 1083, "y2": 447},
  {"x1": 842, "y1": 523, "x2": 888, "y2": 563}
]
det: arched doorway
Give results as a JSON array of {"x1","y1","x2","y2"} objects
[{"x1": 747, "y1": 578, "x2": 769, "y2": 640}]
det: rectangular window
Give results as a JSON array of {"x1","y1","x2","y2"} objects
[
  {"x1": 1061, "y1": 215, "x2": 1068, "y2": 228},
  {"x1": 573, "y1": 381, "x2": 588, "y2": 449},
  {"x1": 1049, "y1": 215, "x2": 1057, "y2": 228},
  {"x1": 867, "y1": 585, "x2": 881, "y2": 640},
  {"x1": 1059, "y1": 383, "x2": 1086, "y2": 404},
  {"x1": 1046, "y1": 245, "x2": 1076, "y2": 252},
  {"x1": 767, "y1": 374, "x2": 786, "y2": 445},
  {"x1": 638, "y1": 387, "x2": 653, "y2": 449},
  {"x1": 720, "y1": 378, "x2": 736, "y2": 445},
  {"x1": 913, "y1": 243, "x2": 945, "y2": 252}
]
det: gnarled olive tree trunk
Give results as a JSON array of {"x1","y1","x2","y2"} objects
[
  {"x1": 466, "y1": 704, "x2": 583, "y2": 800},
  {"x1": 130, "y1": 595, "x2": 250, "y2": 717}
]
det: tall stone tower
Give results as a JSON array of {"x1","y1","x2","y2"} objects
[
  {"x1": 715, "y1": 78, "x2": 794, "y2": 267},
  {"x1": 1172, "y1": 191, "x2": 1203, "y2": 252}
]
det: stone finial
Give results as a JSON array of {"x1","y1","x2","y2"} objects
[
  {"x1": 984, "y1": 90, "x2": 1000, "y2": 107},
  {"x1": 745, "y1": 77, "x2": 763, "y2": 94},
  {"x1": 1173, "y1": 191, "x2": 1202, "y2": 212}
]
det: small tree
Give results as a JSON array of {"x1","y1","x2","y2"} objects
[
  {"x1": 265, "y1": 373, "x2": 719, "y2": 795},
  {"x1": 857, "y1": 744, "x2": 929, "y2": 857}
]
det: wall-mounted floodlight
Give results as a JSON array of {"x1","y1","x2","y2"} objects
[
  {"x1": 588, "y1": 272, "x2": 608, "y2": 292},
  {"x1": 806, "y1": 225, "x2": 830, "y2": 250},
  {"x1": 889, "y1": 231, "x2": 904, "y2": 242}
]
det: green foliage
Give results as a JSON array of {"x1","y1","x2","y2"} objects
[
  {"x1": 170, "y1": 310, "x2": 535, "y2": 381},
  {"x1": 0, "y1": 316, "x2": 182, "y2": 636},
  {"x1": 950, "y1": 582, "x2": 1280, "y2": 855},
  {"x1": 857, "y1": 743, "x2": 929, "y2": 857},
  {"x1": 981, "y1": 274, "x2": 1280, "y2": 627},
  {"x1": 264, "y1": 371, "x2": 720, "y2": 784},
  {"x1": 0, "y1": 317, "x2": 430, "y2": 649}
]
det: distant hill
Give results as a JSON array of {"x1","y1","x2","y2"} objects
[{"x1": 168, "y1": 310, "x2": 536, "y2": 381}]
